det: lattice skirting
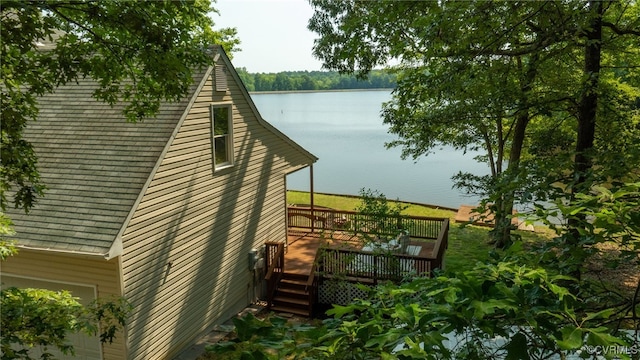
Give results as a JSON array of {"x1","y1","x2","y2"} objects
[{"x1": 318, "y1": 280, "x2": 371, "y2": 305}]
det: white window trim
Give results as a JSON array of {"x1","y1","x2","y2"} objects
[{"x1": 211, "y1": 103, "x2": 234, "y2": 171}]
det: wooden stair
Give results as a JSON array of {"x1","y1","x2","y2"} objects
[{"x1": 269, "y1": 272, "x2": 312, "y2": 317}]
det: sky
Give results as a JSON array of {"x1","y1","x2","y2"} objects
[{"x1": 212, "y1": 0, "x2": 324, "y2": 73}]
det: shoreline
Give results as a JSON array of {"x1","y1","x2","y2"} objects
[
  {"x1": 249, "y1": 88, "x2": 393, "y2": 95},
  {"x1": 287, "y1": 190, "x2": 459, "y2": 212}
]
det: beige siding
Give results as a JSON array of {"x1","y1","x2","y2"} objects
[
  {"x1": 1, "y1": 250, "x2": 125, "y2": 360},
  {"x1": 121, "y1": 65, "x2": 312, "y2": 359}
]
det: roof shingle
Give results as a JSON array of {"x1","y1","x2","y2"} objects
[{"x1": 6, "y1": 75, "x2": 203, "y2": 255}]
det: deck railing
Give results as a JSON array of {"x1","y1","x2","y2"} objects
[
  {"x1": 265, "y1": 242, "x2": 285, "y2": 309},
  {"x1": 429, "y1": 217, "x2": 449, "y2": 270},
  {"x1": 316, "y1": 218, "x2": 449, "y2": 283},
  {"x1": 288, "y1": 206, "x2": 446, "y2": 239},
  {"x1": 306, "y1": 252, "x2": 320, "y2": 317},
  {"x1": 317, "y1": 249, "x2": 432, "y2": 285}
]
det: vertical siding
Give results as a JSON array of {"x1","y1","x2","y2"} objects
[
  {"x1": 121, "y1": 64, "x2": 312, "y2": 359},
  {"x1": 1, "y1": 250, "x2": 125, "y2": 360}
]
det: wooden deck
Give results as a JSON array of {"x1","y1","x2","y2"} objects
[
  {"x1": 285, "y1": 230, "x2": 436, "y2": 276},
  {"x1": 265, "y1": 210, "x2": 449, "y2": 316},
  {"x1": 455, "y1": 204, "x2": 534, "y2": 231}
]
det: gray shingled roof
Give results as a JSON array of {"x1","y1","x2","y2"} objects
[{"x1": 6, "y1": 75, "x2": 201, "y2": 256}]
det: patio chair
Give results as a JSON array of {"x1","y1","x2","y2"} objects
[{"x1": 398, "y1": 233, "x2": 410, "y2": 254}]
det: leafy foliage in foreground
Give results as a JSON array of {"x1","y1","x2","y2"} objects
[
  {"x1": 209, "y1": 185, "x2": 640, "y2": 359},
  {"x1": 0, "y1": 287, "x2": 131, "y2": 360},
  {"x1": 530, "y1": 182, "x2": 640, "y2": 282},
  {"x1": 208, "y1": 262, "x2": 635, "y2": 360}
]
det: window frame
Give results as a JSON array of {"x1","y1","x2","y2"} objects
[{"x1": 210, "y1": 103, "x2": 234, "y2": 171}]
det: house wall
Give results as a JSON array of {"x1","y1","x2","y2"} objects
[
  {"x1": 121, "y1": 63, "x2": 312, "y2": 359},
  {"x1": 0, "y1": 250, "x2": 125, "y2": 359}
]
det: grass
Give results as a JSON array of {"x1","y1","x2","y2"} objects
[
  {"x1": 446, "y1": 225, "x2": 496, "y2": 272},
  {"x1": 287, "y1": 190, "x2": 457, "y2": 219}
]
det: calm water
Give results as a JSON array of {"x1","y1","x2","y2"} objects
[{"x1": 251, "y1": 90, "x2": 487, "y2": 208}]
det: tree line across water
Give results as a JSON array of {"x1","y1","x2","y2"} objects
[{"x1": 235, "y1": 68, "x2": 396, "y2": 92}]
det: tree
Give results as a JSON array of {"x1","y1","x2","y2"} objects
[
  {"x1": 299, "y1": 74, "x2": 317, "y2": 91},
  {"x1": 240, "y1": 69, "x2": 395, "y2": 92},
  {"x1": 273, "y1": 73, "x2": 293, "y2": 91},
  {"x1": 308, "y1": 0, "x2": 640, "y2": 249},
  {"x1": 1, "y1": 0, "x2": 239, "y2": 213},
  {"x1": 235, "y1": 67, "x2": 255, "y2": 91},
  {"x1": 353, "y1": 188, "x2": 407, "y2": 242},
  {"x1": 564, "y1": 1, "x2": 640, "y2": 258}
]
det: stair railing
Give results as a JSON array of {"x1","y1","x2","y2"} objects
[
  {"x1": 304, "y1": 248, "x2": 322, "y2": 317},
  {"x1": 265, "y1": 242, "x2": 285, "y2": 309}
]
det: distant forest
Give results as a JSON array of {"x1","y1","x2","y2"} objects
[{"x1": 235, "y1": 68, "x2": 396, "y2": 92}]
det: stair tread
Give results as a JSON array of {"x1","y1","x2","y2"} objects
[
  {"x1": 278, "y1": 280, "x2": 307, "y2": 287},
  {"x1": 273, "y1": 296, "x2": 310, "y2": 306},
  {"x1": 280, "y1": 280, "x2": 307, "y2": 286},
  {"x1": 282, "y1": 273, "x2": 309, "y2": 281},
  {"x1": 280, "y1": 278, "x2": 306, "y2": 285},
  {"x1": 270, "y1": 305, "x2": 310, "y2": 317},
  {"x1": 277, "y1": 288, "x2": 308, "y2": 296}
]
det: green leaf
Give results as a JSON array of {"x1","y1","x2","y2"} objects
[
  {"x1": 364, "y1": 331, "x2": 400, "y2": 349},
  {"x1": 470, "y1": 299, "x2": 515, "y2": 319},
  {"x1": 326, "y1": 304, "x2": 357, "y2": 318},
  {"x1": 583, "y1": 308, "x2": 615, "y2": 322},
  {"x1": 232, "y1": 313, "x2": 272, "y2": 341},
  {"x1": 556, "y1": 326, "x2": 583, "y2": 350},
  {"x1": 445, "y1": 288, "x2": 458, "y2": 304},
  {"x1": 585, "y1": 327, "x2": 627, "y2": 346},
  {"x1": 568, "y1": 206, "x2": 587, "y2": 216}
]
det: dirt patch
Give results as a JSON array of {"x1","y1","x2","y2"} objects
[{"x1": 586, "y1": 242, "x2": 640, "y2": 297}]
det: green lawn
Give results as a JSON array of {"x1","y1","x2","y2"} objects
[{"x1": 287, "y1": 190, "x2": 457, "y2": 219}]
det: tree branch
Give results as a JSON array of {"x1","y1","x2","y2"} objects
[
  {"x1": 46, "y1": 5, "x2": 139, "y2": 86},
  {"x1": 602, "y1": 21, "x2": 640, "y2": 36}
]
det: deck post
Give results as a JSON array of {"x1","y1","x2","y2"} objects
[{"x1": 310, "y1": 164, "x2": 315, "y2": 233}]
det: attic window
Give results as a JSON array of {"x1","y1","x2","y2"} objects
[
  {"x1": 211, "y1": 104, "x2": 234, "y2": 170},
  {"x1": 214, "y1": 64, "x2": 228, "y2": 92}
]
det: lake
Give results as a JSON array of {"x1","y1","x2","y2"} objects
[{"x1": 251, "y1": 90, "x2": 488, "y2": 209}]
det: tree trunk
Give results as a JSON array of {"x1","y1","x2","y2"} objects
[
  {"x1": 491, "y1": 113, "x2": 528, "y2": 248},
  {"x1": 574, "y1": 1, "x2": 602, "y2": 187},
  {"x1": 491, "y1": 54, "x2": 537, "y2": 248},
  {"x1": 566, "y1": 0, "x2": 603, "y2": 280}
]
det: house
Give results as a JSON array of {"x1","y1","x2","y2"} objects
[{"x1": 1, "y1": 46, "x2": 317, "y2": 359}]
